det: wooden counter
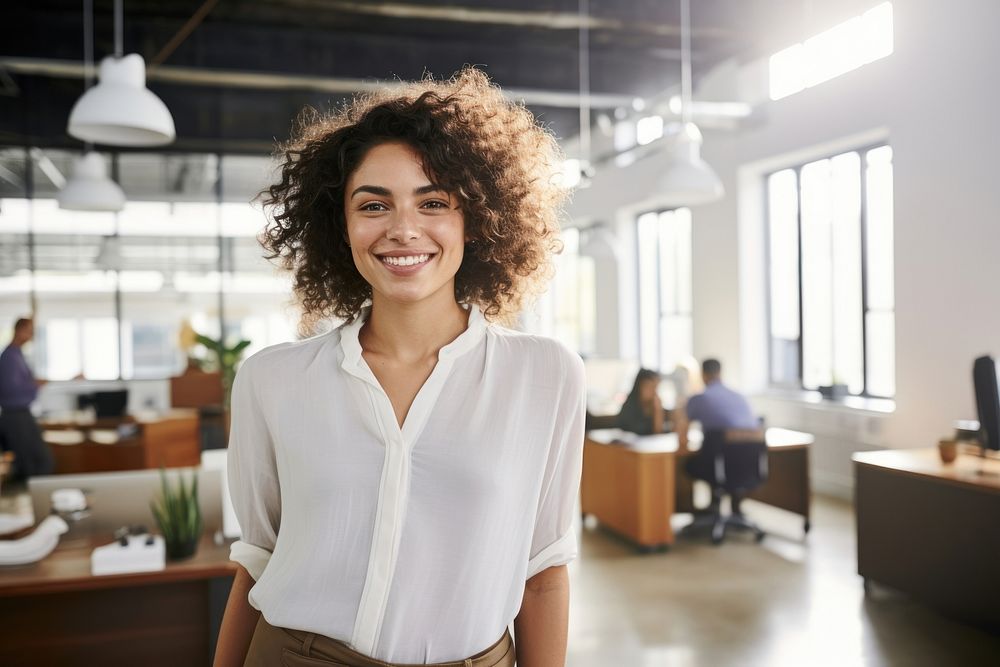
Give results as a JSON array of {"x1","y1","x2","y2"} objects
[
  {"x1": 0, "y1": 533, "x2": 237, "y2": 665},
  {"x1": 40, "y1": 410, "x2": 201, "y2": 474}
]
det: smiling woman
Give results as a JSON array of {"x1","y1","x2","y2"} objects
[{"x1": 216, "y1": 68, "x2": 586, "y2": 667}]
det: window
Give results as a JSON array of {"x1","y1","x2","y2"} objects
[
  {"x1": 769, "y1": 2, "x2": 893, "y2": 101},
  {"x1": 551, "y1": 228, "x2": 596, "y2": 356},
  {"x1": 0, "y1": 148, "x2": 299, "y2": 381},
  {"x1": 767, "y1": 144, "x2": 894, "y2": 397},
  {"x1": 636, "y1": 208, "x2": 692, "y2": 373}
]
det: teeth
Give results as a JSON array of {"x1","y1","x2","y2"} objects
[{"x1": 381, "y1": 254, "x2": 431, "y2": 267}]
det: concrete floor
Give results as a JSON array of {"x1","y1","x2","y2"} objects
[{"x1": 567, "y1": 496, "x2": 1000, "y2": 666}]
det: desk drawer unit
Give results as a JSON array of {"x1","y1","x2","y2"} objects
[{"x1": 855, "y1": 458, "x2": 1000, "y2": 630}]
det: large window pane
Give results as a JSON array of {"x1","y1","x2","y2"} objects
[
  {"x1": 866, "y1": 146, "x2": 894, "y2": 310},
  {"x1": 30, "y1": 192, "x2": 120, "y2": 381},
  {"x1": 637, "y1": 209, "x2": 692, "y2": 373},
  {"x1": 866, "y1": 311, "x2": 895, "y2": 397},
  {"x1": 2, "y1": 148, "x2": 306, "y2": 385},
  {"x1": 767, "y1": 143, "x2": 893, "y2": 397},
  {"x1": 830, "y1": 152, "x2": 863, "y2": 394},
  {"x1": 637, "y1": 213, "x2": 660, "y2": 369},
  {"x1": 221, "y1": 154, "x2": 298, "y2": 354},
  {"x1": 768, "y1": 169, "x2": 800, "y2": 385},
  {"x1": 0, "y1": 152, "x2": 32, "y2": 343},
  {"x1": 800, "y1": 159, "x2": 834, "y2": 389},
  {"x1": 659, "y1": 314, "x2": 692, "y2": 376},
  {"x1": 34, "y1": 278, "x2": 118, "y2": 381},
  {"x1": 551, "y1": 227, "x2": 596, "y2": 356}
]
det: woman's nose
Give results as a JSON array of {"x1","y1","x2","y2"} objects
[{"x1": 386, "y1": 208, "x2": 421, "y2": 242}]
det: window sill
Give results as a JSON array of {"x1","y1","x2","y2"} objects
[{"x1": 755, "y1": 388, "x2": 895, "y2": 414}]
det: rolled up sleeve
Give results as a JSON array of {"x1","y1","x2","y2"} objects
[
  {"x1": 227, "y1": 357, "x2": 281, "y2": 582},
  {"x1": 525, "y1": 351, "x2": 586, "y2": 580}
]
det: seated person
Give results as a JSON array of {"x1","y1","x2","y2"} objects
[
  {"x1": 678, "y1": 358, "x2": 757, "y2": 440},
  {"x1": 679, "y1": 358, "x2": 760, "y2": 515},
  {"x1": 614, "y1": 368, "x2": 664, "y2": 435}
]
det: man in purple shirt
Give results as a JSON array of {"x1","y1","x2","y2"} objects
[
  {"x1": 684, "y1": 358, "x2": 758, "y2": 432},
  {"x1": 681, "y1": 358, "x2": 759, "y2": 517},
  {"x1": 0, "y1": 318, "x2": 53, "y2": 480}
]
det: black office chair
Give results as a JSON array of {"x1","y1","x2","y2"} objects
[{"x1": 681, "y1": 429, "x2": 769, "y2": 545}]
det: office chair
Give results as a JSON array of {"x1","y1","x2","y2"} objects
[{"x1": 681, "y1": 429, "x2": 769, "y2": 545}]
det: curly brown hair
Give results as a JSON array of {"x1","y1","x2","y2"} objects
[{"x1": 259, "y1": 67, "x2": 568, "y2": 327}]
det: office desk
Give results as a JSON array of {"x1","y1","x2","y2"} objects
[
  {"x1": 854, "y1": 448, "x2": 1000, "y2": 629},
  {"x1": 581, "y1": 428, "x2": 813, "y2": 550},
  {"x1": 40, "y1": 410, "x2": 201, "y2": 474},
  {"x1": 0, "y1": 533, "x2": 236, "y2": 665}
]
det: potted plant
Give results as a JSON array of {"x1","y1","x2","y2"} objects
[
  {"x1": 193, "y1": 333, "x2": 252, "y2": 410},
  {"x1": 150, "y1": 468, "x2": 202, "y2": 560},
  {"x1": 818, "y1": 376, "x2": 849, "y2": 400}
]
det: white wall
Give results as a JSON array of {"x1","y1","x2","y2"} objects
[{"x1": 569, "y1": 0, "x2": 1000, "y2": 497}]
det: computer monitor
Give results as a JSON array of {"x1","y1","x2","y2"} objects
[
  {"x1": 972, "y1": 355, "x2": 1000, "y2": 452},
  {"x1": 93, "y1": 390, "x2": 128, "y2": 419}
]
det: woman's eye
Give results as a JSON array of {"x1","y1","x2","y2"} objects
[
  {"x1": 422, "y1": 200, "x2": 448, "y2": 209},
  {"x1": 360, "y1": 202, "x2": 388, "y2": 212}
]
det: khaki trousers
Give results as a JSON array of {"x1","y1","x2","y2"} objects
[{"x1": 244, "y1": 616, "x2": 515, "y2": 667}]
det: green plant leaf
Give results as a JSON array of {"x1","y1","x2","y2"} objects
[
  {"x1": 151, "y1": 467, "x2": 203, "y2": 544},
  {"x1": 230, "y1": 340, "x2": 252, "y2": 356}
]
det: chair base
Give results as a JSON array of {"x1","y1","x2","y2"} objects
[{"x1": 680, "y1": 508, "x2": 766, "y2": 545}]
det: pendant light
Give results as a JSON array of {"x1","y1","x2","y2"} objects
[
  {"x1": 59, "y1": 0, "x2": 125, "y2": 212},
  {"x1": 67, "y1": 0, "x2": 176, "y2": 146},
  {"x1": 658, "y1": 0, "x2": 723, "y2": 206},
  {"x1": 58, "y1": 152, "x2": 126, "y2": 211},
  {"x1": 576, "y1": 0, "x2": 592, "y2": 188}
]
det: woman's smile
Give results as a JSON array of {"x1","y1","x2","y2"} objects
[{"x1": 377, "y1": 252, "x2": 437, "y2": 273}]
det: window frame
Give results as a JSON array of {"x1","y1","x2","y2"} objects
[
  {"x1": 1, "y1": 145, "x2": 293, "y2": 382},
  {"x1": 634, "y1": 207, "x2": 692, "y2": 373},
  {"x1": 765, "y1": 142, "x2": 894, "y2": 398}
]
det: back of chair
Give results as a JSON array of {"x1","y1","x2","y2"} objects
[
  {"x1": 720, "y1": 429, "x2": 768, "y2": 494},
  {"x1": 687, "y1": 429, "x2": 768, "y2": 494}
]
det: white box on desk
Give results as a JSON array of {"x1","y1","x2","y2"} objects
[{"x1": 91, "y1": 534, "x2": 166, "y2": 576}]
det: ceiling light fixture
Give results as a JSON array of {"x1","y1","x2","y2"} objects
[
  {"x1": 59, "y1": 0, "x2": 125, "y2": 212},
  {"x1": 574, "y1": 0, "x2": 594, "y2": 188},
  {"x1": 67, "y1": 0, "x2": 176, "y2": 146},
  {"x1": 658, "y1": 0, "x2": 723, "y2": 207},
  {"x1": 58, "y1": 151, "x2": 126, "y2": 212}
]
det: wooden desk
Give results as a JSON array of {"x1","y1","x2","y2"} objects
[
  {"x1": 854, "y1": 448, "x2": 1000, "y2": 629},
  {"x1": 0, "y1": 533, "x2": 237, "y2": 665},
  {"x1": 581, "y1": 428, "x2": 813, "y2": 550},
  {"x1": 40, "y1": 410, "x2": 201, "y2": 474}
]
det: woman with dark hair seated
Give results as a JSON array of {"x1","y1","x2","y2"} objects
[{"x1": 615, "y1": 368, "x2": 665, "y2": 435}]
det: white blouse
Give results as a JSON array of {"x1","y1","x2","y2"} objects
[{"x1": 228, "y1": 305, "x2": 586, "y2": 663}]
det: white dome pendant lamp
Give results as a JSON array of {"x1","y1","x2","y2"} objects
[
  {"x1": 59, "y1": 0, "x2": 125, "y2": 212},
  {"x1": 67, "y1": 0, "x2": 175, "y2": 146},
  {"x1": 58, "y1": 151, "x2": 126, "y2": 212},
  {"x1": 658, "y1": 0, "x2": 723, "y2": 207}
]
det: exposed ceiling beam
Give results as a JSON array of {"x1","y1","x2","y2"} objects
[
  {"x1": 285, "y1": 0, "x2": 736, "y2": 39},
  {"x1": 149, "y1": 0, "x2": 221, "y2": 67},
  {"x1": 0, "y1": 57, "x2": 639, "y2": 109}
]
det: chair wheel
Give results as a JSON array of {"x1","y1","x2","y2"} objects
[
  {"x1": 711, "y1": 534, "x2": 724, "y2": 545},
  {"x1": 755, "y1": 530, "x2": 766, "y2": 543},
  {"x1": 804, "y1": 519, "x2": 811, "y2": 534}
]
